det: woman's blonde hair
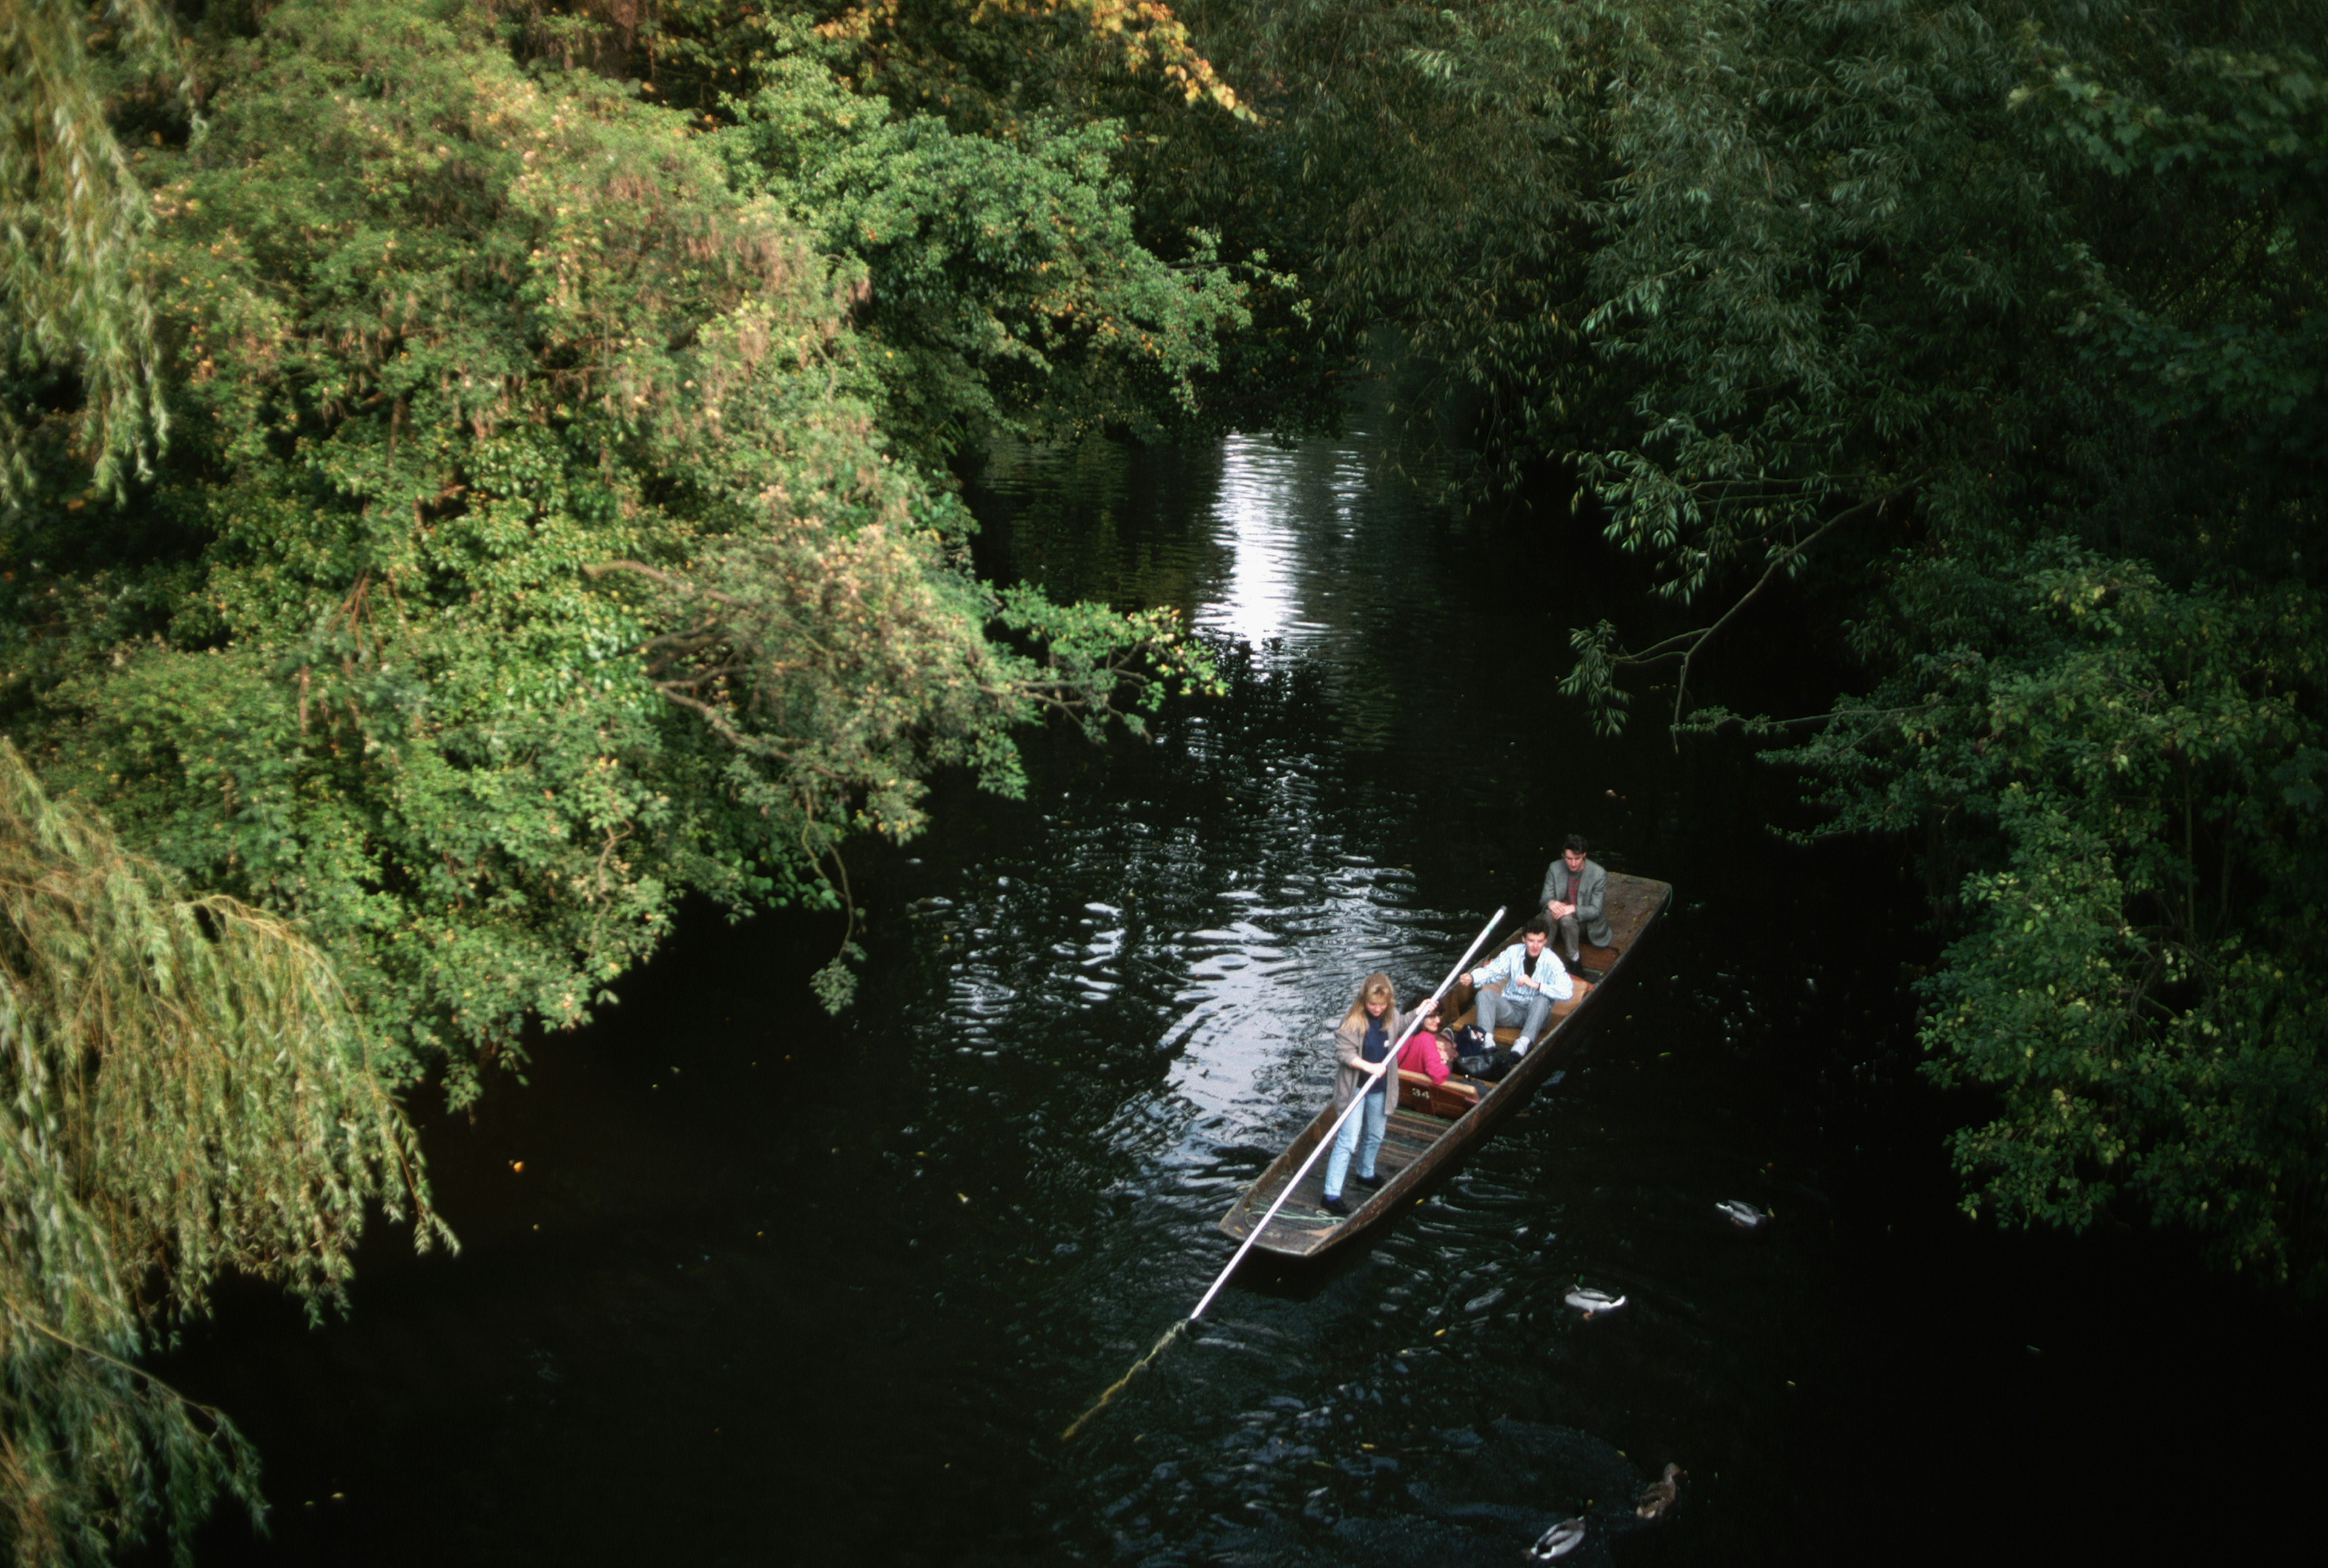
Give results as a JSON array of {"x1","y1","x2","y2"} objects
[{"x1": 1340, "y1": 971, "x2": 1398, "y2": 1031}]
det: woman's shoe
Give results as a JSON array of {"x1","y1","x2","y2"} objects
[
  {"x1": 1322, "y1": 1194, "x2": 1350, "y2": 1216},
  {"x1": 1354, "y1": 1172, "x2": 1385, "y2": 1190}
]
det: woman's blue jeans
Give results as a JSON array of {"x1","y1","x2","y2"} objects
[{"x1": 1323, "y1": 1081, "x2": 1388, "y2": 1198}]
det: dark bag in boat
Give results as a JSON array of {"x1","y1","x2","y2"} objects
[
  {"x1": 1450, "y1": 1024, "x2": 1514, "y2": 1081},
  {"x1": 1463, "y1": 1047, "x2": 1522, "y2": 1083}
]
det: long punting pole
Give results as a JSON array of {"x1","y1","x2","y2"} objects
[
  {"x1": 1187, "y1": 904, "x2": 1508, "y2": 1323},
  {"x1": 1061, "y1": 906, "x2": 1508, "y2": 1440}
]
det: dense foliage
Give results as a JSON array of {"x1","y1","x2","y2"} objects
[
  {"x1": 2, "y1": 0, "x2": 1236, "y2": 1555},
  {"x1": 4, "y1": 0, "x2": 1232, "y2": 1101},
  {"x1": 1192, "y1": 0, "x2": 2326, "y2": 1283},
  {"x1": 0, "y1": 0, "x2": 176, "y2": 507},
  {"x1": 4, "y1": 0, "x2": 2324, "y2": 1557},
  {"x1": 1, "y1": 739, "x2": 442, "y2": 1563},
  {"x1": 712, "y1": 30, "x2": 1252, "y2": 462},
  {"x1": 1585, "y1": 5, "x2": 2327, "y2": 1287}
]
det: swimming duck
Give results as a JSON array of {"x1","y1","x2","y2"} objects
[
  {"x1": 1526, "y1": 1516, "x2": 1587, "y2": 1560},
  {"x1": 1635, "y1": 1463, "x2": 1683, "y2": 1519},
  {"x1": 1716, "y1": 1199, "x2": 1769, "y2": 1229},
  {"x1": 1563, "y1": 1286, "x2": 1627, "y2": 1316}
]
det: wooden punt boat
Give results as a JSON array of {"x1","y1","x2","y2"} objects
[{"x1": 1216, "y1": 871, "x2": 1673, "y2": 1259}]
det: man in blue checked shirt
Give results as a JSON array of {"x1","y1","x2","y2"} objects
[{"x1": 1465, "y1": 916, "x2": 1573, "y2": 1056}]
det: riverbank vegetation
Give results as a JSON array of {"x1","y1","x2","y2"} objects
[
  {"x1": 1, "y1": 0, "x2": 2321, "y2": 1558},
  {"x1": 1195, "y1": 0, "x2": 2328, "y2": 1292},
  {"x1": 4, "y1": 0, "x2": 1233, "y2": 1555}
]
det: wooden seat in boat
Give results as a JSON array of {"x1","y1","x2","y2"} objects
[
  {"x1": 1386, "y1": 979, "x2": 1599, "y2": 1119},
  {"x1": 1397, "y1": 1068, "x2": 1480, "y2": 1119},
  {"x1": 1460, "y1": 977, "x2": 1594, "y2": 1046}
]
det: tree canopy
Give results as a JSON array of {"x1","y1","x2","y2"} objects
[
  {"x1": 1, "y1": 738, "x2": 443, "y2": 1564},
  {"x1": 0, "y1": 0, "x2": 178, "y2": 507},
  {"x1": 1186, "y1": 0, "x2": 2327, "y2": 1284},
  {"x1": 4, "y1": 0, "x2": 1230, "y2": 1102},
  {"x1": 4, "y1": 0, "x2": 2326, "y2": 1558},
  {"x1": 2, "y1": 0, "x2": 1233, "y2": 1555}
]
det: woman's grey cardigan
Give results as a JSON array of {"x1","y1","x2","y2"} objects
[{"x1": 1331, "y1": 1006, "x2": 1423, "y2": 1116}]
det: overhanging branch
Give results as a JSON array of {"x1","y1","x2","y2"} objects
[{"x1": 1604, "y1": 486, "x2": 1912, "y2": 746}]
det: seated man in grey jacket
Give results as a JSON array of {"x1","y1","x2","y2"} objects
[
  {"x1": 1465, "y1": 917, "x2": 1573, "y2": 1056},
  {"x1": 1540, "y1": 834, "x2": 1612, "y2": 966}
]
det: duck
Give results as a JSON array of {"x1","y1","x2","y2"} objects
[
  {"x1": 1526, "y1": 1516, "x2": 1587, "y2": 1560},
  {"x1": 1635, "y1": 1463, "x2": 1684, "y2": 1519},
  {"x1": 1716, "y1": 1199, "x2": 1770, "y2": 1229},
  {"x1": 1563, "y1": 1286, "x2": 1627, "y2": 1316}
]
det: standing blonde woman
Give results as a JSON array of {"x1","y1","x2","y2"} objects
[{"x1": 1322, "y1": 972, "x2": 1421, "y2": 1215}]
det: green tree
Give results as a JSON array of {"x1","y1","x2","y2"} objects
[
  {"x1": 1202, "y1": 0, "x2": 2328, "y2": 1279},
  {"x1": 711, "y1": 18, "x2": 1259, "y2": 463},
  {"x1": 4, "y1": 0, "x2": 1221, "y2": 1101},
  {"x1": 1, "y1": 738, "x2": 443, "y2": 1563},
  {"x1": 627, "y1": 1, "x2": 1299, "y2": 459},
  {"x1": 0, "y1": 0, "x2": 179, "y2": 507},
  {"x1": 1787, "y1": 550, "x2": 2328, "y2": 1282},
  {"x1": 1, "y1": 0, "x2": 1229, "y2": 1553}
]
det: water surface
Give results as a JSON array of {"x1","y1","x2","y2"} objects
[{"x1": 172, "y1": 422, "x2": 2324, "y2": 1567}]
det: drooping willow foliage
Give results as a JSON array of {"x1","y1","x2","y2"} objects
[
  {"x1": 1, "y1": 4, "x2": 1230, "y2": 1551},
  {"x1": 0, "y1": 0, "x2": 179, "y2": 508},
  {"x1": 0, "y1": 739, "x2": 444, "y2": 1564}
]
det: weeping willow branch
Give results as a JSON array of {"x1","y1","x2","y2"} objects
[
  {"x1": 0, "y1": 0, "x2": 183, "y2": 509},
  {"x1": 0, "y1": 738, "x2": 449, "y2": 1565}
]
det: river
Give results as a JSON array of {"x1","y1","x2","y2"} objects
[{"x1": 171, "y1": 419, "x2": 2322, "y2": 1566}]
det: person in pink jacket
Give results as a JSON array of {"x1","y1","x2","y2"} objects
[{"x1": 1396, "y1": 999, "x2": 1454, "y2": 1086}]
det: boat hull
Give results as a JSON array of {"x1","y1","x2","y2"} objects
[{"x1": 1216, "y1": 872, "x2": 1673, "y2": 1259}]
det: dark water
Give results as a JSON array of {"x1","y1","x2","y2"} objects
[{"x1": 171, "y1": 426, "x2": 2324, "y2": 1566}]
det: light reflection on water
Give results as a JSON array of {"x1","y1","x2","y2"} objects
[
  {"x1": 1199, "y1": 435, "x2": 1347, "y2": 653},
  {"x1": 929, "y1": 434, "x2": 1768, "y2": 1565},
  {"x1": 979, "y1": 429, "x2": 1440, "y2": 750}
]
